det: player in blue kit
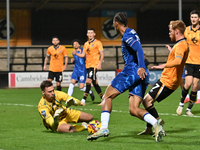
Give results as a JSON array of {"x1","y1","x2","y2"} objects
[
  {"x1": 87, "y1": 12, "x2": 165, "y2": 142},
  {"x1": 67, "y1": 39, "x2": 94, "y2": 102}
]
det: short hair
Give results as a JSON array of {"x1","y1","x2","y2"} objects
[
  {"x1": 169, "y1": 20, "x2": 186, "y2": 35},
  {"x1": 87, "y1": 28, "x2": 95, "y2": 32},
  {"x1": 190, "y1": 10, "x2": 200, "y2": 17},
  {"x1": 52, "y1": 36, "x2": 59, "y2": 41},
  {"x1": 40, "y1": 80, "x2": 53, "y2": 91},
  {"x1": 113, "y1": 12, "x2": 128, "y2": 27},
  {"x1": 71, "y1": 39, "x2": 81, "y2": 46}
]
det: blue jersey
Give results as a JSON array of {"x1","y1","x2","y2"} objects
[
  {"x1": 72, "y1": 48, "x2": 86, "y2": 72},
  {"x1": 121, "y1": 28, "x2": 147, "y2": 74},
  {"x1": 111, "y1": 28, "x2": 149, "y2": 98}
]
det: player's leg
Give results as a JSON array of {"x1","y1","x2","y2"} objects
[
  {"x1": 177, "y1": 65, "x2": 193, "y2": 114},
  {"x1": 186, "y1": 77, "x2": 199, "y2": 116},
  {"x1": 196, "y1": 84, "x2": 200, "y2": 103},
  {"x1": 81, "y1": 68, "x2": 95, "y2": 104},
  {"x1": 87, "y1": 84, "x2": 120, "y2": 140},
  {"x1": 67, "y1": 79, "x2": 77, "y2": 96},
  {"x1": 77, "y1": 111, "x2": 94, "y2": 123},
  {"x1": 92, "y1": 79, "x2": 103, "y2": 102},
  {"x1": 79, "y1": 72, "x2": 95, "y2": 101},
  {"x1": 57, "y1": 123, "x2": 76, "y2": 132},
  {"x1": 55, "y1": 72, "x2": 63, "y2": 91}
]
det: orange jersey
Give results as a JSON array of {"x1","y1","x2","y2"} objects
[
  {"x1": 47, "y1": 45, "x2": 68, "y2": 72},
  {"x1": 160, "y1": 39, "x2": 188, "y2": 90},
  {"x1": 83, "y1": 39, "x2": 103, "y2": 68},
  {"x1": 184, "y1": 26, "x2": 200, "y2": 64}
]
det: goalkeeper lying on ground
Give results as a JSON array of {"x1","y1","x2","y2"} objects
[{"x1": 38, "y1": 80, "x2": 93, "y2": 132}]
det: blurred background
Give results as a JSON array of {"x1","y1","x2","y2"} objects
[{"x1": 0, "y1": 0, "x2": 199, "y2": 88}]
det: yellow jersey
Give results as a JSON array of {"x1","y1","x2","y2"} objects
[
  {"x1": 38, "y1": 90, "x2": 81, "y2": 131},
  {"x1": 83, "y1": 39, "x2": 103, "y2": 68},
  {"x1": 160, "y1": 39, "x2": 188, "y2": 90},
  {"x1": 184, "y1": 26, "x2": 200, "y2": 64},
  {"x1": 47, "y1": 45, "x2": 68, "y2": 72}
]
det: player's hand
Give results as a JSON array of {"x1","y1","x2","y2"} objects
[
  {"x1": 63, "y1": 65, "x2": 67, "y2": 71},
  {"x1": 97, "y1": 63, "x2": 101, "y2": 70},
  {"x1": 70, "y1": 59, "x2": 74, "y2": 63},
  {"x1": 151, "y1": 64, "x2": 166, "y2": 69},
  {"x1": 137, "y1": 68, "x2": 147, "y2": 80},
  {"x1": 53, "y1": 108, "x2": 64, "y2": 118},
  {"x1": 43, "y1": 66, "x2": 46, "y2": 71},
  {"x1": 72, "y1": 50, "x2": 76, "y2": 55},
  {"x1": 65, "y1": 98, "x2": 75, "y2": 108},
  {"x1": 166, "y1": 45, "x2": 172, "y2": 52}
]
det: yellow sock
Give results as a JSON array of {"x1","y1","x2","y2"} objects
[{"x1": 72, "y1": 125, "x2": 85, "y2": 132}]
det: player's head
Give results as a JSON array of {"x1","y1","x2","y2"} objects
[
  {"x1": 87, "y1": 28, "x2": 96, "y2": 41},
  {"x1": 52, "y1": 36, "x2": 60, "y2": 46},
  {"x1": 168, "y1": 20, "x2": 186, "y2": 42},
  {"x1": 113, "y1": 12, "x2": 128, "y2": 31},
  {"x1": 190, "y1": 10, "x2": 200, "y2": 27},
  {"x1": 40, "y1": 80, "x2": 55, "y2": 102},
  {"x1": 72, "y1": 39, "x2": 81, "y2": 49}
]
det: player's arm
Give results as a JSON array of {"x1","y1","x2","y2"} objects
[
  {"x1": 58, "y1": 91, "x2": 84, "y2": 107},
  {"x1": 73, "y1": 50, "x2": 85, "y2": 58},
  {"x1": 125, "y1": 35, "x2": 147, "y2": 80},
  {"x1": 43, "y1": 55, "x2": 50, "y2": 71},
  {"x1": 97, "y1": 51, "x2": 104, "y2": 70},
  {"x1": 63, "y1": 56, "x2": 68, "y2": 71},
  {"x1": 151, "y1": 56, "x2": 182, "y2": 69}
]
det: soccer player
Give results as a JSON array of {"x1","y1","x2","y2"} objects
[
  {"x1": 38, "y1": 80, "x2": 93, "y2": 132},
  {"x1": 73, "y1": 28, "x2": 104, "y2": 104},
  {"x1": 138, "y1": 20, "x2": 188, "y2": 135},
  {"x1": 67, "y1": 39, "x2": 95, "y2": 101},
  {"x1": 176, "y1": 10, "x2": 200, "y2": 116},
  {"x1": 43, "y1": 37, "x2": 68, "y2": 91},
  {"x1": 87, "y1": 12, "x2": 165, "y2": 142}
]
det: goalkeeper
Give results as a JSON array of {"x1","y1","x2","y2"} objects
[{"x1": 38, "y1": 80, "x2": 93, "y2": 132}]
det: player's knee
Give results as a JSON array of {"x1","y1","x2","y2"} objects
[
  {"x1": 87, "y1": 114, "x2": 94, "y2": 121},
  {"x1": 129, "y1": 107, "x2": 137, "y2": 116}
]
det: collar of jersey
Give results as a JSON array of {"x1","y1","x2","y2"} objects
[
  {"x1": 190, "y1": 26, "x2": 200, "y2": 32},
  {"x1": 88, "y1": 39, "x2": 96, "y2": 44},
  {"x1": 53, "y1": 45, "x2": 60, "y2": 49}
]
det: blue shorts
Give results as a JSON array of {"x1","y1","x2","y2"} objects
[
  {"x1": 71, "y1": 69, "x2": 86, "y2": 83},
  {"x1": 111, "y1": 71, "x2": 149, "y2": 98}
]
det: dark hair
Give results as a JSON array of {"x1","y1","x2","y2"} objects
[
  {"x1": 190, "y1": 10, "x2": 200, "y2": 17},
  {"x1": 71, "y1": 39, "x2": 82, "y2": 46},
  {"x1": 113, "y1": 12, "x2": 128, "y2": 27},
  {"x1": 87, "y1": 28, "x2": 95, "y2": 32},
  {"x1": 40, "y1": 80, "x2": 53, "y2": 91},
  {"x1": 169, "y1": 20, "x2": 186, "y2": 35},
  {"x1": 52, "y1": 36, "x2": 59, "y2": 41}
]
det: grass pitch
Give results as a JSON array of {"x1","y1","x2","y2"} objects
[{"x1": 0, "y1": 86, "x2": 200, "y2": 150}]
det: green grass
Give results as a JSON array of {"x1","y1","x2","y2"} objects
[{"x1": 0, "y1": 86, "x2": 200, "y2": 150}]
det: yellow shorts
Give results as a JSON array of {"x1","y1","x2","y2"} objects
[{"x1": 58, "y1": 108, "x2": 81, "y2": 126}]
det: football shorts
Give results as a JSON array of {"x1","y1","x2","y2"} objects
[
  {"x1": 111, "y1": 71, "x2": 149, "y2": 98},
  {"x1": 148, "y1": 79, "x2": 174, "y2": 102},
  {"x1": 48, "y1": 71, "x2": 63, "y2": 82},
  {"x1": 185, "y1": 64, "x2": 200, "y2": 79}
]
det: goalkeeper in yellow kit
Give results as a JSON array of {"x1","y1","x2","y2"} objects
[{"x1": 38, "y1": 80, "x2": 93, "y2": 132}]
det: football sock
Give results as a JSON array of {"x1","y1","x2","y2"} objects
[
  {"x1": 179, "y1": 102, "x2": 184, "y2": 107},
  {"x1": 143, "y1": 113, "x2": 157, "y2": 126},
  {"x1": 67, "y1": 83, "x2": 74, "y2": 96},
  {"x1": 197, "y1": 90, "x2": 200, "y2": 99},
  {"x1": 80, "y1": 87, "x2": 93, "y2": 94},
  {"x1": 180, "y1": 86, "x2": 189, "y2": 103},
  {"x1": 187, "y1": 91, "x2": 197, "y2": 109},
  {"x1": 57, "y1": 85, "x2": 61, "y2": 91},
  {"x1": 146, "y1": 105, "x2": 159, "y2": 128},
  {"x1": 83, "y1": 83, "x2": 91, "y2": 100},
  {"x1": 80, "y1": 87, "x2": 86, "y2": 92},
  {"x1": 73, "y1": 125, "x2": 85, "y2": 132},
  {"x1": 93, "y1": 83, "x2": 103, "y2": 99},
  {"x1": 101, "y1": 111, "x2": 110, "y2": 129}
]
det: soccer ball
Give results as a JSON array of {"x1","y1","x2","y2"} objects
[{"x1": 87, "y1": 120, "x2": 101, "y2": 135}]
